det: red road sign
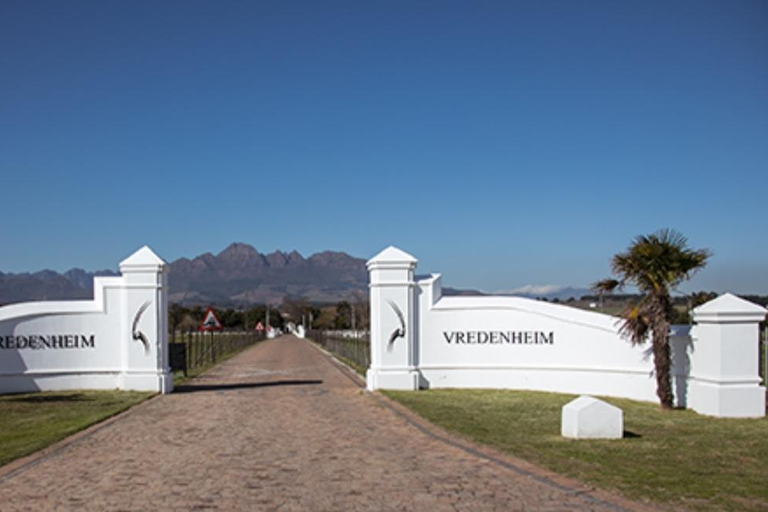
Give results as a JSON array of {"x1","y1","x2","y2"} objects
[
  {"x1": 255, "y1": 321, "x2": 264, "y2": 331},
  {"x1": 199, "y1": 307, "x2": 223, "y2": 331}
]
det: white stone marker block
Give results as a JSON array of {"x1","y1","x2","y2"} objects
[{"x1": 561, "y1": 396, "x2": 623, "y2": 439}]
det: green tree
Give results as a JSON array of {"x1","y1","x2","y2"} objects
[
  {"x1": 689, "y1": 291, "x2": 718, "y2": 310},
  {"x1": 218, "y1": 308, "x2": 242, "y2": 329},
  {"x1": 168, "y1": 303, "x2": 185, "y2": 333},
  {"x1": 351, "y1": 290, "x2": 370, "y2": 331},
  {"x1": 594, "y1": 229, "x2": 710, "y2": 409},
  {"x1": 313, "y1": 306, "x2": 337, "y2": 330},
  {"x1": 335, "y1": 301, "x2": 352, "y2": 329}
]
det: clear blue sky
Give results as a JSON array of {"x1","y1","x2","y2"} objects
[{"x1": 1, "y1": 1, "x2": 766, "y2": 294}]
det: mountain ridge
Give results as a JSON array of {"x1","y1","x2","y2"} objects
[
  {"x1": 0, "y1": 243, "x2": 370, "y2": 306},
  {"x1": 166, "y1": 243, "x2": 368, "y2": 304},
  {"x1": 0, "y1": 243, "x2": 593, "y2": 306}
]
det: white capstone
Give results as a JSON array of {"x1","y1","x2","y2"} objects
[
  {"x1": 692, "y1": 292, "x2": 767, "y2": 324},
  {"x1": 367, "y1": 245, "x2": 418, "y2": 267},
  {"x1": 119, "y1": 245, "x2": 166, "y2": 272},
  {"x1": 561, "y1": 396, "x2": 623, "y2": 439}
]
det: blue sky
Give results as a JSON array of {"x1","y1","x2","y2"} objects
[{"x1": 1, "y1": 1, "x2": 766, "y2": 294}]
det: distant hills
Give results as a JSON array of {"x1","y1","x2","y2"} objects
[
  {"x1": 0, "y1": 268, "x2": 119, "y2": 304},
  {"x1": 0, "y1": 243, "x2": 369, "y2": 306},
  {"x1": 168, "y1": 243, "x2": 368, "y2": 305},
  {"x1": 0, "y1": 243, "x2": 596, "y2": 306}
]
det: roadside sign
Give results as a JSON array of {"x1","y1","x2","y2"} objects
[
  {"x1": 255, "y1": 321, "x2": 265, "y2": 331},
  {"x1": 199, "y1": 307, "x2": 223, "y2": 331}
]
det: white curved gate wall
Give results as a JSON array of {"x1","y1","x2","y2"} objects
[
  {"x1": 416, "y1": 274, "x2": 665, "y2": 402},
  {"x1": 367, "y1": 246, "x2": 766, "y2": 418},
  {"x1": 0, "y1": 246, "x2": 172, "y2": 394}
]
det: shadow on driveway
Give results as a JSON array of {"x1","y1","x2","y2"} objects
[{"x1": 174, "y1": 380, "x2": 324, "y2": 393}]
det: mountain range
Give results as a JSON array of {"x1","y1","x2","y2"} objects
[
  {"x1": 0, "y1": 268, "x2": 119, "y2": 304},
  {"x1": 168, "y1": 243, "x2": 368, "y2": 305},
  {"x1": 0, "y1": 243, "x2": 369, "y2": 306},
  {"x1": 0, "y1": 243, "x2": 590, "y2": 306}
]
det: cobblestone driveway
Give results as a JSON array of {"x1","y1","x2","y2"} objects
[{"x1": 0, "y1": 336, "x2": 655, "y2": 511}]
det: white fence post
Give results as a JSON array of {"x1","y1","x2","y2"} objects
[
  {"x1": 366, "y1": 246, "x2": 419, "y2": 391},
  {"x1": 689, "y1": 293, "x2": 766, "y2": 417},
  {"x1": 118, "y1": 246, "x2": 173, "y2": 394}
]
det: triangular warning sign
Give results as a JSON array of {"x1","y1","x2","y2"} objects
[
  {"x1": 199, "y1": 307, "x2": 223, "y2": 331},
  {"x1": 255, "y1": 321, "x2": 264, "y2": 331}
]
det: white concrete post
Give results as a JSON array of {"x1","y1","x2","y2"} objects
[
  {"x1": 366, "y1": 246, "x2": 419, "y2": 391},
  {"x1": 689, "y1": 293, "x2": 766, "y2": 417},
  {"x1": 118, "y1": 246, "x2": 173, "y2": 394}
]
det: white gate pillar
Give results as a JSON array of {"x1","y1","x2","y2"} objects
[
  {"x1": 118, "y1": 246, "x2": 173, "y2": 394},
  {"x1": 366, "y1": 246, "x2": 419, "y2": 391},
  {"x1": 689, "y1": 293, "x2": 766, "y2": 417}
]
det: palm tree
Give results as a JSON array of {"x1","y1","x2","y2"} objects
[
  {"x1": 593, "y1": 278, "x2": 619, "y2": 311},
  {"x1": 594, "y1": 229, "x2": 710, "y2": 409}
]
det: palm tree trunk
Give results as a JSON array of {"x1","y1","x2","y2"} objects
[
  {"x1": 651, "y1": 294, "x2": 675, "y2": 409},
  {"x1": 652, "y1": 331, "x2": 674, "y2": 408}
]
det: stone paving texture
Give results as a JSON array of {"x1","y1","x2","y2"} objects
[{"x1": 0, "y1": 336, "x2": 653, "y2": 511}]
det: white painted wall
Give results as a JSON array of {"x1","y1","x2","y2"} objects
[
  {"x1": 415, "y1": 273, "x2": 663, "y2": 402},
  {"x1": 0, "y1": 246, "x2": 173, "y2": 394},
  {"x1": 367, "y1": 246, "x2": 767, "y2": 418}
]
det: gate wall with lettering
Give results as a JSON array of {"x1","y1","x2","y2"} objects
[
  {"x1": 366, "y1": 246, "x2": 766, "y2": 418},
  {"x1": 416, "y1": 274, "x2": 667, "y2": 402},
  {"x1": 0, "y1": 246, "x2": 172, "y2": 394}
]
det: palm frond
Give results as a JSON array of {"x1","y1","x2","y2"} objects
[
  {"x1": 618, "y1": 298, "x2": 652, "y2": 346},
  {"x1": 611, "y1": 229, "x2": 710, "y2": 293},
  {"x1": 591, "y1": 278, "x2": 620, "y2": 294}
]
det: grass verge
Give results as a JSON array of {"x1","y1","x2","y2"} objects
[
  {"x1": 383, "y1": 389, "x2": 768, "y2": 512},
  {"x1": 326, "y1": 353, "x2": 367, "y2": 376},
  {"x1": 0, "y1": 390, "x2": 153, "y2": 468},
  {"x1": 306, "y1": 337, "x2": 368, "y2": 376},
  {"x1": 172, "y1": 335, "x2": 264, "y2": 385}
]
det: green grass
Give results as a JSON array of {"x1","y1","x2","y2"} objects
[
  {"x1": 0, "y1": 390, "x2": 153, "y2": 468},
  {"x1": 383, "y1": 389, "x2": 768, "y2": 512},
  {"x1": 324, "y1": 337, "x2": 369, "y2": 375},
  {"x1": 331, "y1": 354, "x2": 368, "y2": 376}
]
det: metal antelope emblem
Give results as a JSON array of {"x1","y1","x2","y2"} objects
[
  {"x1": 132, "y1": 301, "x2": 151, "y2": 353},
  {"x1": 386, "y1": 299, "x2": 406, "y2": 349}
]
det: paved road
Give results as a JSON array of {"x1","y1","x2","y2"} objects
[{"x1": 0, "y1": 336, "x2": 654, "y2": 512}]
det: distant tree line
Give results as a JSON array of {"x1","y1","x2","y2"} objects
[
  {"x1": 313, "y1": 300, "x2": 369, "y2": 330},
  {"x1": 540, "y1": 291, "x2": 768, "y2": 324},
  {"x1": 168, "y1": 292, "x2": 371, "y2": 333},
  {"x1": 168, "y1": 304, "x2": 286, "y2": 332}
]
